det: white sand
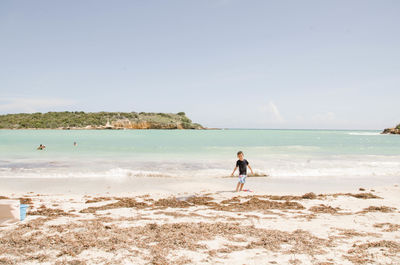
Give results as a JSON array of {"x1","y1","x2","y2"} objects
[{"x1": 0, "y1": 182, "x2": 399, "y2": 264}]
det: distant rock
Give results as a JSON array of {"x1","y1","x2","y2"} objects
[{"x1": 381, "y1": 125, "x2": 400, "y2": 134}]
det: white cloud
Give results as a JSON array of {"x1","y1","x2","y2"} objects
[
  {"x1": 0, "y1": 97, "x2": 77, "y2": 113},
  {"x1": 258, "y1": 101, "x2": 285, "y2": 123}
]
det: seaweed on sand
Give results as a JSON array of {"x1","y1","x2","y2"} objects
[
  {"x1": 29, "y1": 205, "x2": 72, "y2": 217},
  {"x1": 79, "y1": 195, "x2": 305, "y2": 214},
  {"x1": 269, "y1": 192, "x2": 318, "y2": 201},
  {"x1": 309, "y1": 204, "x2": 340, "y2": 214},
  {"x1": 80, "y1": 198, "x2": 148, "y2": 213},
  {"x1": 344, "y1": 240, "x2": 400, "y2": 264},
  {"x1": 0, "y1": 219, "x2": 331, "y2": 264},
  {"x1": 359, "y1": 206, "x2": 396, "y2": 213},
  {"x1": 373, "y1": 223, "x2": 400, "y2": 232},
  {"x1": 332, "y1": 193, "x2": 382, "y2": 199},
  {"x1": 213, "y1": 197, "x2": 305, "y2": 212}
]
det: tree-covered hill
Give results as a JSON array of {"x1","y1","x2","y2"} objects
[{"x1": 0, "y1": 111, "x2": 204, "y2": 129}]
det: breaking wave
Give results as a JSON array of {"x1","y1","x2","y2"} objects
[
  {"x1": 0, "y1": 156, "x2": 399, "y2": 180},
  {"x1": 347, "y1": 132, "x2": 381, "y2": 136}
]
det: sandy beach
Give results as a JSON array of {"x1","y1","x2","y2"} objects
[
  {"x1": 1, "y1": 181, "x2": 399, "y2": 265},
  {"x1": 2, "y1": 0, "x2": 400, "y2": 263}
]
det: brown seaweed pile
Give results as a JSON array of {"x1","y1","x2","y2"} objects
[
  {"x1": 309, "y1": 204, "x2": 340, "y2": 214},
  {"x1": 80, "y1": 198, "x2": 148, "y2": 213},
  {"x1": 345, "y1": 240, "x2": 400, "y2": 264},
  {"x1": 359, "y1": 206, "x2": 396, "y2": 213},
  {"x1": 29, "y1": 205, "x2": 72, "y2": 217},
  {"x1": 373, "y1": 223, "x2": 400, "y2": 232},
  {"x1": 1, "y1": 191, "x2": 397, "y2": 264},
  {"x1": 79, "y1": 196, "x2": 305, "y2": 214},
  {"x1": 332, "y1": 193, "x2": 382, "y2": 199},
  {"x1": 0, "y1": 218, "x2": 331, "y2": 264},
  {"x1": 84, "y1": 197, "x2": 112, "y2": 204}
]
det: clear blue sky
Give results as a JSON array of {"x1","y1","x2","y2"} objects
[{"x1": 1, "y1": 0, "x2": 399, "y2": 129}]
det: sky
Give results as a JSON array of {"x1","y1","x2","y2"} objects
[{"x1": 0, "y1": 0, "x2": 399, "y2": 129}]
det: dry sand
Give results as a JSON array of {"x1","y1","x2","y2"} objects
[{"x1": 0, "y1": 185, "x2": 399, "y2": 264}]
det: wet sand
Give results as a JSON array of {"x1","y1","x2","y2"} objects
[{"x1": 0, "y1": 175, "x2": 397, "y2": 196}]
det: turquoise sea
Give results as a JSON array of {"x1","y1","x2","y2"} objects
[{"x1": 0, "y1": 129, "x2": 399, "y2": 180}]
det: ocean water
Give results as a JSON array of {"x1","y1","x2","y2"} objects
[{"x1": 0, "y1": 129, "x2": 399, "y2": 181}]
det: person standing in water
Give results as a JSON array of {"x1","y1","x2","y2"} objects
[
  {"x1": 231, "y1": 151, "x2": 254, "y2": 192},
  {"x1": 37, "y1": 144, "x2": 46, "y2": 150}
]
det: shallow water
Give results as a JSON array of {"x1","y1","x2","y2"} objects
[{"x1": 0, "y1": 129, "x2": 399, "y2": 181}]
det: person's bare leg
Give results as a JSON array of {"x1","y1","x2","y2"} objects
[
  {"x1": 239, "y1": 183, "x2": 244, "y2": 191},
  {"x1": 236, "y1": 182, "x2": 241, "y2": 192}
]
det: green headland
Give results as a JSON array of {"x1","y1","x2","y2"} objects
[{"x1": 0, "y1": 111, "x2": 204, "y2": 130}]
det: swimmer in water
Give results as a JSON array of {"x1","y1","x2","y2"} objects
[
  {"x1": 73, "y1": 141, "x2": 77, "y2": 146},
  {"x1": 37, "y1": 144, "x2": 46, "y2": 150}
]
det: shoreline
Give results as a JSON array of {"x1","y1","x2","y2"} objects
[{"x1": 0, "y1": 175, "x2": 398, "y2": 196}]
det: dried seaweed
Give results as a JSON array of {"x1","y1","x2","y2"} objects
[
  {"x1": 213, "y1": 197, "x2": 305, "y2": 212},
  {"x1": 29, "y1": 205, "x2": 72, "y2": 217},
  {"x1": 19, "y1": 197, "x2": 33, "y2": 205},
  {"x1": 332, "y1": 193, "x2": 381, "y2": 199},
  {"x1": 309, "y1": 204, "x2": 340, "y2": 214},
  {"x1": 1, "y1": 192, "x2": 397, "y2": 264},
  {"x1": 84, "y1": 197, "x2": 112, "y2": 203},
  {"x1": 153, "y1": 197, "x2": 190, "y2": 209},
  {"x1": 80, "y1": 198, "x2": 148, "y2": 213},
  {"x1": 335, "y1": 228, "x2": 380, "y2": 238},
  {"x1": 220, "y1": 196, "x2": 241, "y2": 204},
  {"x1": 373, "y1": 222, "x2": 400, "y2": 232},
  {"x1": 269, "y1": 192, "x2": 317, "y2": 201},
  {"x1": 247, "y1": 229, "x2": 331, "y2": 255},
  {"x1": 0, "y1": 217, "x2": 331, "y2": 264},
  {"x1": 359, "y1": 206, "x2": 396, "y2": 213},
  {"x1": 186, "y1": 196, "x2": 218, "y2": 207},
  {"x1": 345, "y1": 240, "x2": 400, "y2": 264},
  {"x1": 79, "y1": 195, "x2": 305, "y2": 214}
]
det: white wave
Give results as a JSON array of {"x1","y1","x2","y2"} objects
[
  {"x1": 264, "y1": 158, "x2": 400, "y2": 178},
  {"x1": 348, "y1": 132, "x2": 381, "y2": 136},
  {"x1": 205, "y1": 145, "x2": 321, "y2": 151},
  {"x1": 0, "y1": 155, "x2": 399, "y2": 180},
  {"x1": 280, "y1": 145, "x2": 321, "y2": 151},
  {"x1": 103, "y1": 168, "x2": 175, "y2": 180},
  {"x1": 0, "y1": 168, "x2": 176, "y2": 179}
]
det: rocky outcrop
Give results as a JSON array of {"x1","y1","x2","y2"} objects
[
  {"x1": 59, "y1": 121, "x2": 200, "y2": 130},
  {"x1": 111, "y1": 119, "x2": 200, "y2": 130},
  {"x1": 381, "y1": 127, "x2": 400, "y2": 134}
]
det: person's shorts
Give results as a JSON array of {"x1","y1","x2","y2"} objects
[{"x1": 238, "y1": 175, "x2": 247, "y2": 184}]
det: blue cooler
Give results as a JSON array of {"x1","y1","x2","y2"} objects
[{"x1": 20, "y1": 204, "x2": 29, "y2": 221}]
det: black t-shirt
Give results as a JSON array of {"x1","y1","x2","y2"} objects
[{"x1": 236, "y1": 159, "x2": 249, "y2": 175}]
